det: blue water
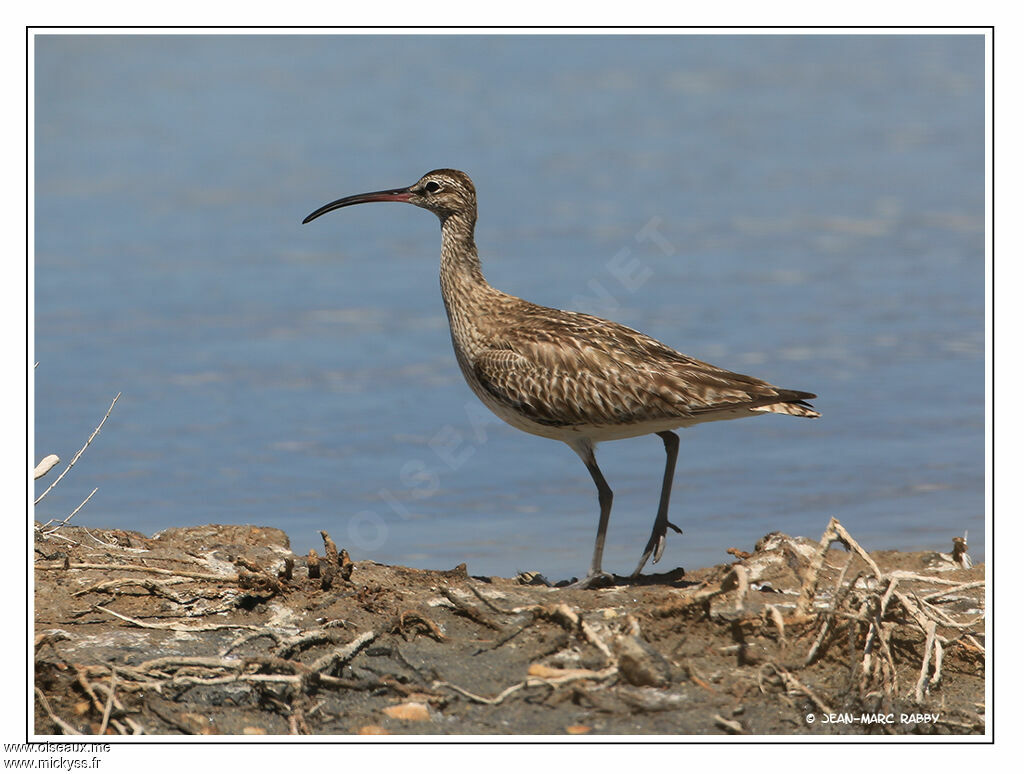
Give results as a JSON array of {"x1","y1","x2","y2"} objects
[{"x1": 33, "y1": 34, "x2": 986, "y2": 579}]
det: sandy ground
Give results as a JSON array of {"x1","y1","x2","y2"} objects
[{"x1": 33, "y1": 519, "x2": 985, "y2": 736}]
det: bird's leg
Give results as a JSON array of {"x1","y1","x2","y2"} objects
[
  {"x1": 566, "y1": 440, "x2": 615, "y2": 589},
  {"x1": 631, "y1": 431, "x2": 683, "y2": 577}
]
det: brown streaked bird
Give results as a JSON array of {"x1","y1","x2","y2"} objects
[{"x1": 303, "y1": 169, "x2": 819, "y2": 588}]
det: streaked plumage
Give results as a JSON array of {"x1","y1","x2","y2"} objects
[{"x1": 303, "y1": 169, "x2": 819, "y2": 587}]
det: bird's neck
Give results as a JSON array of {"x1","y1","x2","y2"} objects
[
  {"x1": 438, "y1": 210, "x2": 500, "y2": 315},
  {"x1": 439, "y1": 211, "x2": 483, "y2": 281}
]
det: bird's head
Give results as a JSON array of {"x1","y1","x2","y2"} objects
[{"x1": 302, "y1": 169, "x2": 477, "y2": 225}]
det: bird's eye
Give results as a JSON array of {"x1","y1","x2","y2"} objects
[{"x1": 424, "y1": 181, "x2": 441, "y2": 193}]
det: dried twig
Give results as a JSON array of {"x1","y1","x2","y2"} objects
[
  {"x1": 436, "y1": 679, "x2": 526, "y2": 705},
  {"x1": 532, "y1": 603, "x2": 613, "y2": 662},
  {"x1": 797, "y1": 517, "x2": 883, "y2": 617},
  {"x1": 308, "y1": 631, "x2": 375, "y2": 675},
  {"x1": 95, "y1": 605, "x2": 261, "y2": 632},
  {"x1": 72, "y1": 577, "x2": 190, "y2": 603},
  {"x1": 395, "y1": 610, "x2": 446, "y2": 642},
  {"x1": 915, "y1": 620, "x2": 937, "y2": 703},
  {"x1": 35, "y1": 392, "x2": 120, "y2": 504},
  {"x1": 74, "y1": 665, "x2": 105, "y2": 716},
  {"x1": 761, "y1": 663, "x2": 833, "y2": 716},
  {"x1": 35, "y1": 687, "x2": 81, "y2": 735},
  {"x1": 37, "y1": 562, "x2": 233, "y2": 582},
  {"x1": 220, "y1": 630, "x2": 284, "y2": 656},
  {"x1": 467, "y1": 583, "x2": 514, "y2": 614},
  {"x1": 39, "y1": 487, "x2": 98, "y2": 535},
  {"x1": 275, "y1": 630, "x2": 335, "y2": 659},
  {"x1": 713, "y1": 713, "x2": 745, "y2": 734},
  {"x1": 921, "y1": 581, "x2": 986, "y2": 603},
  {"x1": 98, "y1": 669, "x2": 117, "y2": 736},
  {"x1": 435, "y1": 665, "x2": 617, "y2": 706},
  {"x1": 440, "y1": 587, "x2": 502, "y2": 631}
]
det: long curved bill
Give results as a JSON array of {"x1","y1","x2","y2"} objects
[{"x1": 302, "y1": 187, "x2": 413, "y2": 224}]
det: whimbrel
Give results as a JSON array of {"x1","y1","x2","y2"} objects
[{"x1": 303, "y1": 169, "x2": 819, "y2": 588}]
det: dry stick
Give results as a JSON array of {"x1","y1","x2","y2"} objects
[
  {"x1": 763, "y1": 663, "x2": 833, "y2": 716},
  {"x1": 95, "y1": 605, "x2": 261, "y2": 633},
  {"x1": 87, "y1": 664, "x2": 164, "y2": 692},
  {"x1": 438, "y1": 680, "x2": 526, "y2": 705},
  {"x1": 830, "y1": 519, "x2": 884, "y2": 580},
  {"x1": 889, "y1": 571, "x2": 979, "y2": 586},
  {"x1": 275, "y1": 630, "x2": 335, "y2": 659},
  {"x1": 855, "y1": 595, "x2": 877, "y2": 677},
  {"x1": 436, "y1": 666, "x2": 618, "y2": 706},
  {"x1": 879, "y1": 575, "x2": 900, "y2": 617},
  {"x1": 41, "y1": 487, "x2": 98, "y2": 534},
  {"x1": 72, "y1": 577, "x2": 190, "y2": 602},
  {"x1": 34, "y1": 687, "x2": 81, "y2": 735},
  {"x1": 37, "y1": 562, "x2": 233, "y2": 582},
  {"x1": 912, "y1": 591, "x2": 985, "y2": 630},
  {"x1": 915, "y1": 620, "x2": 937, "y2": 703},
  {"x1": 922, "y1": 580, "x2": 986, "y2": 602},
  {"x1": 796, "y1": 519, "x2": 839, "y2": 616},
  {"x1": 35, "y1": 393, "x2": 120, "y2": 504},
  {"x1": 169, "y1": 673, "x2": 302, "y2": 689},
  {"x1": 871, "y1": 601, "x2": 899, "y2": 697},
  {"x1": 797, "y1": 518, "x2": 883, "y2": 616},
  {"x1": 221, "y1": 630, "x2": 284, "y2": 656},
  {"x1": 930, "y1": 639, "x2": 945, "y2": 689},
  {"x1": 805, "y1": 562, "x2": 860, "y2": 665},
  {"x1": 78, "y1": 529, "x2": 147, "y2": 552},
  {"x1": 535, "y1": 666, "x2": 617, "y2": 687},
  {"x1": 580, "y1": 620, "x2": 615, "y2": 663},
  {"x1": 474, "y1": 619, "x2": 532, "y2": 655},
  {"x1": 74, "y1": 668, "x2": 128, "y2": 734},
  {"x1": 713, "y1": 714, "x2": 745, "y2": 734},
  {"x1": 138, "y1": 655, "x2": 246, "y2": 673},
  {"x1": 881, "y1": 627, "x2": 899, "y2": 698},
  {"x1": 37, "y1": 530, "x2": 79, "y2": 546},
  {"x1": 397, "y1": 610, "x2": 446, "y2": 641},
  {"x1": 308, "y1": 631, "x2": 375, "y2": 674},
  {"x1": 98, "y1": 669, "x2": 117, "y2": 736},
  {"x1": 35, "y1": 630, "x2": 70, "y2": 651},
  {"x1": 833, "y1": 552, "x2": 856, "y2": 597},
  {"x1": 533, "y1": 603, "x2": 614, "y2": 662},
  {"x1": 440, "y1": 587, "x2": 502, "y2": 631},
  {"x1": 859, "y1": 599, "x2": 876, "y2": 689},
  {"x1": 891, "y1": 591, "x2": 950, "y2": 642},
  {"x1": 74, "y1": 665, "x2": 105, "y2": 715},
  {"x1": 766, "y1": 605, "x2": 787, "y2": 643},
  {"x1": 467, "y1": 582, "x2": 515, "y2": 614},
  {"x1": 92, "y1": 675, "x2": 130, "y2": 717},
  {"x1": 910, "y1": 595, "x2": 985, "y2": 653}
]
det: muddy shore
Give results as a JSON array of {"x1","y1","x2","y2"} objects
[{"x1": 33, "y1": 519, "x2": 985, "y2": 736}]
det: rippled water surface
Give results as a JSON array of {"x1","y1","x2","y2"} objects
[{"x1": 34, "y1": 34, "x2": 985, "y2": 578}]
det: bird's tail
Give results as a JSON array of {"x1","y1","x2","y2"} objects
[{"x1": 752, "y1": 390, "x2": 820, "y2": 418}]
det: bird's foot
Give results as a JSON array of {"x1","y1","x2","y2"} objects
[
  {"x1": 631, "y1": 519, "x2": 683, "y2": 578},
  {"x1": 562, "y1": 570, "x2": 615, "y2": 590}
]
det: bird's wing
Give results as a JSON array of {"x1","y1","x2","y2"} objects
[{"x1": 470, "y1": 309, "x2": 815, "y2": 427}]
